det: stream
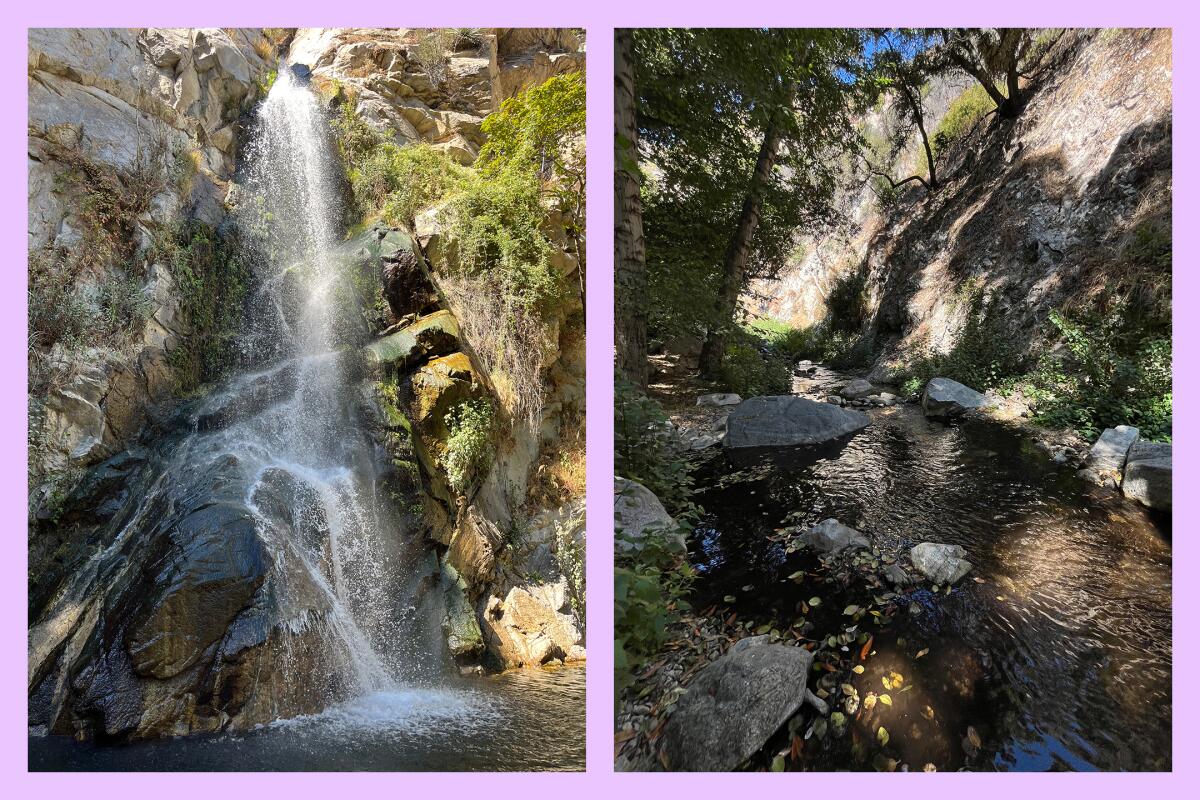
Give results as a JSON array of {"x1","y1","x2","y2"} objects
[{"x1": 689, "y1": 368, "x2": 1171, "y2": 771}]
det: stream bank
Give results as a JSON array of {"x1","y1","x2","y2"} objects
[{"x1": 616, "y1": 362, "x2": 1170, "y2": 772}]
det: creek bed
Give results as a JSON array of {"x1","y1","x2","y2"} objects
[
  {"x1": 29, "y1": 666, "x2": 585, "y2": 771},
  {"x1": 690, "y1": 395, "x2": 1170, "y2": 771}
]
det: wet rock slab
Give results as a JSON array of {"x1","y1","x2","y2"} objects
[
  {"x1": 797, "y1": 518, "x2": 869, "y2": 554},
  {"x1": 725, "y1": 396, "x2": 869, "y2": 449},
  {"x1": 660, "y1": 637, "x2": 817, "y2": 771},
  {"x1": 1081, "y1": 425, "x2": 1140, "y2": 487}
]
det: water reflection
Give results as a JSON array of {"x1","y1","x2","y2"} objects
[{"x1": 692, "y1": 409, "x2": 1170, "y2": 771}]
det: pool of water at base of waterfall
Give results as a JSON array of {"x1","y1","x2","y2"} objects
[{"x1": 29, "y1": 666, "x2": 585, "y2": 771}]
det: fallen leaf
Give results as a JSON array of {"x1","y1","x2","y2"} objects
[
  {"x1": 877, "y1": 726, "x2": 890, "y2": 746},
  {"x1": 916, "y1": 648, "x2": 929, "y2": 659},
  {"x1": 852, "y1": 665, "x2": 865, "y2": 674},
  {"x1": 879, "y1": 693, "x2": 893, "y2": 706},
  {"x1": 809, "y1": 597, "x2": 822, "y2": 607},
  {"x1": 860, "y1": 635, "x2": 874, "y2": 661},
  {"x1": 967, "y1": 726, "x2": 982, "y2": 748}
]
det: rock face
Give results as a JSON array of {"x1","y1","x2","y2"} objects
[
  {"x1": 921, "y1": 378, "x2": 986, "y2": 418},
  {"x1": 798, "y1": 518, "x2": 869, "y2": 554},
  {"x1": 747, "y1": 30, "x2": 1171, "y2": 397},
  {"x1": 1122, "y1": 441, "x2": 1171, "y2": 511},
  {"x1": 480, "y1": 578, "x2": 583, "y2": 669},
  {"x1": 1081, "y1": 425, "x2": 1140, "y2": 487},
  {"x1": 725, "y1": 395, "x2": 869, "y2": 449},
  {"x1": 27, "y1": 28, "x2": 278, "y2": 502},
  {"x1": 660, "y1": 638, "x2": 817, "y2": 771},
  {"x1": 910, "y1": 542, "x2": 973, "y2": 584}
]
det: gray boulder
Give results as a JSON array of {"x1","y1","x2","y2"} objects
[
  {"x1": 614, "y1": 478, "x2": 684, "y2": 553},
  {"x1": 910, "y1": 542, "x2": 973, "y2": 584},
  {"x1": 725, "y1": 396, "x2": 869, "y2": 449},
  {"x1": 697, "y1": 393, "x2": 742, "y2": 407},
  {"x1": 797, "y1": 519, "x2": 869, "y2": 554},
  {"x1": 1121, "y1": 441, "x2": 1171, "y2": 511},
  {"x1": 921, "y1": 378, "x2": 986, "y2": 418},
  {"x1": 840, "y1": 378, "x2": 876, "y2": 400},
  {"x1": 660, "y1": 640, "x2": 820, "y2": 771},
  {"x1": 1081, "y1": 425, "x2": 1140, "y2": 487}
]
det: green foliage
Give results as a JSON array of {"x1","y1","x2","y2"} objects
[
  {"x1": 478, "y1": 72, "x2": 585, "y2": 191},
  {"x1": 718, "y1": 326, "x2": 791, "y2": 397},
  {"x1": 614, "y1": 375, "x2": 697, "y2": 514},
  {"x1": 825, "y1": 268, "x2": 869, "y2": 333},
  {"x1": 1023, "y1": 309, "x2": 1171, "y2": 441},
  {"x1": 443, "y1": 168, "x2": 565, "y2": 317},
  {"x1": 257, "y1": 69, "x2": 277, "y2": 96},
  {"x1": 554, "y1": 507, "x2": 586, "y2": 634},
  {"x1": 350, "y1": 141, "x2": 469, "y2": 228},
  {"x1": 615, "y1": 529, "x2": 695, "y2": 697},
  {"x1": 330, "y1": 102, "x2": 385, "y2": 174},
  {"x1": 932, "y1": 83, "x2": 995, "y2": 156},
  {"x1": 894, "y1": 284, "x2": 1024, "y2": 398},
  {"x1": 158, "y1": 222, "x2": 251, "y2": 392},
  {"x1": 444, "y1": 397, "x2": 496, "y2": 494}
]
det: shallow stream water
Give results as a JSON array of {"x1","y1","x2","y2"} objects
[{"x1": 690, "y1": 376, "x2": 1171, "y2": 771}]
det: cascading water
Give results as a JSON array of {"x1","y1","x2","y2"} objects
[{"x1": 30, "y1": 65, "x2": 586, "y2": 771}]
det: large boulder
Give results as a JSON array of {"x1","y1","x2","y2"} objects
[
  {"x1": 724, "y1": 395, "x2": 869, "y2": 449},
  {"x1": 660, "y1": 638, "x2": 817, "y2": 771},
  {"x1": 797, "y1": 518, "x2": 869, "y2": 554},
  {"x1": 910, "y1": 542, "x2": 973, "y2": 584},
  {"x1": 614, "y1": 478, "x2": 684, "y2": 554},
  {"x1": 1121, "y1": 441, "x2": 1171, "y2": 511},
  {"x1": 440, "y1": 562, "x2": 484, "y2": 659},
  {"x1": 840, "y1": 378, "x2": 875, "y2": 400},
  {"x1": 1081, "y1": 425, "x2": 1140, "y2": 487},
  {"x1": 921, "y1": 378, "x2": 986, "y2": 418}
]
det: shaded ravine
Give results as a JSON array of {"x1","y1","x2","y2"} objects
[{"x1": 689, "y1": 374, "x2": 1171, "y2": 771}]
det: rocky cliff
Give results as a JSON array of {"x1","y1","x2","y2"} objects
[{"x1": 748, "y1": 29, "x2": 1171, "y2": 381}]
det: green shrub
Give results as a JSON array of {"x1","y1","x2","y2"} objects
[
  {"x1": 615, "y1": 536, "x2": 694, "y2": 697},
  {"x1": 932, "y1": 83, "x2": 995, "y2": 156},
  {"x1": 444, "y1": 397, "x2": 496, "y2": 493},
  {"x1": 443, "y1": 168, "x2": 565, "y2": 317},
  {"x1": 718, "y1": 334, "x2": 791, "y2": 397},
  {"x1": 825, "y1": 268, "x2": 869, "y2": 333},
  {"x1": 350, "y1": 142, "x2": 469, "y2": 228},
  {"x1": 1024, "y1": 309, "x2": 1171, "y2": 441},
  {"x1": 158, "y1": 222, "x2": 251, "y2": 391}
]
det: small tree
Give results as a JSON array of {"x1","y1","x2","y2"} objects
[
  {"x1": 869, "y1": 29, "x2": 940, "y2": 193},
  {"x1": 934, "y1": 28, "x2": 1031, "y2": 119}
]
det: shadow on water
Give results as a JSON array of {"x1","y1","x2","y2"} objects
[
  {"x1": 29, "y1": 667, "x2": 585, "y2": 772},
  {"x1": 691, "y1": 408, "x2": 1170, "y2": 771}
]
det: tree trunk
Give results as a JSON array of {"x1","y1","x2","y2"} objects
[
  {"x1": 899, "y1": 83, "x2": 937, "y2": 189},
  {"x1": 615, "y1": 29, "x2": 648, "y2": 390},
  {"x1": 699, "y1": 117, "x2": 784, "y2": 376}
]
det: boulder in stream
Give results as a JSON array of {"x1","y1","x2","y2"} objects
[
  {"x1": 614, "y1": 478, "x2": 684, "y2": 553},
  {"x1": 797, "y1": 518, "x2": 869, "y2": 554},
  {"x1": 725, "y1": 396, "x2": 869, "y2": 449},
  {"x1": 660, "y1": 637, "x2": 821, "y2": 771},
  {"x1": 1081, "y1": 425, "x2": 1140, "y2": 488},
  {"x1": 910, "y1": 542, "x2": 973, "y2": 584},
  {"x1": 921, "y1": 378, "x2": 986, "y2": 418},
  {"x1": 840, "y1": 378, "x2": 876, "y2": 400},
  {"x1": 1121, "y1": 441, "x2": 1171, "y2": 511},
  {"x1": 697, "y1": 393, "x2": 742, "y2": 407}
]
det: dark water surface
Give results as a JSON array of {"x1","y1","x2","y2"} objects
[
  {"x1": 691, "y1": 403, "x2": 1170, "y2": 771},
  {"x1": 30, "y1": 666, "x2": 585, "y2": 771}
]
